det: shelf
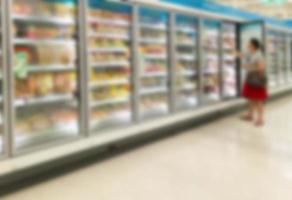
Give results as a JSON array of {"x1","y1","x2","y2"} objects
[
  {"x1": 176, "y1": 27, "x2": 196, "y2": 34},
  {"x1": 178, "y1": 54, "x2": 196, "y2": 61},
  {"x1": 140, "y1": 38, "x2": 166, "y2": 44},
  {"x1": 91, "y1": 61, "x2": 130, "y2": 68},
  {"x1": 15, "y1": 94, "x2": 75, "y2": 107},
  {"x1": 26, "y1": 64, "x2": 76, "y2": 73},
  {"x1": 88, "y1": 17, "x2": 130, "y2": 27},
  {"x1": 13, "y1": 38, "x2": 76, "y2": 46},
  {"x1": 140, "y1": 87, "x2": 168, "y2": 95},
  {"x1": 177, "y1": 70, "x2": 197, "y2": 76},
  {"x1": 88, "y1": 32, "x2": 130, "y2": 40},
  {"x1": 141, "y1": 71, "x2": 167, "y2": 78},
  {"x1": 177, "y1": 42, "x2": 196, "y2": 47},
  {"x1": 178, "y1": 84, "x2": 196, "y2": 91},
  {"x1": 143, "y1": 54, "x2": 167, "y2": 60},
  {"x1": 12, "y1": 14, "x2": 75, "y2": 25},
  {"x1": 90, "y1": 79, "x2": 129, "y2": 88},
  {"x1": 90, "y1": 96, "x2": 129, "y2": 108},
  {"x1": 140, "y1": 24, "x2": 167, "y2": 31},
  {"x1": 89, "y1": 47, "x2": 128, "y2": 53}
]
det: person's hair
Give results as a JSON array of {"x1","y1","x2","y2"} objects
[{"x1": 250, "y1": 38, "x2": 262, "y2": 51}]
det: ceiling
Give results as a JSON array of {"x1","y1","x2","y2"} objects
[{"x1": 213, "y1": 0, "x2": 292, "y2": 19}]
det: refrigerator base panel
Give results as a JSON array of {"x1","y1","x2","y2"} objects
[
  {"x1": 15, "y1": 130, "x2": 79, "y2": 151},
  {"x1": 91, "y1": 111, "x2": 132, "y2": 132},
  {"x1": 1, "y1": 84, "x2": 292, "y2": 182}
]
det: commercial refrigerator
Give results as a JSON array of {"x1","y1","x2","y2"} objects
[
  {"x1": 138, "y1": 8, "x2": 169, "y2": 120},
  {"x1": 266, "y1": 30, "x2": 279, "y2": 88},
  {"x1": 10, "y1": 0, "x2": 80, "y2": 152},
  {"x1": 86, "y1": 0, "x2": 133, "y2": 132},
  {"x1": 202, "y1": 20, "x2": 221, "y2": 102},
  {"x1": 221, "y1": 22, "x2": 237, "y2": 98},
  {"x1": 174, "y1": 14, "x2": 199, "y2": 110}
]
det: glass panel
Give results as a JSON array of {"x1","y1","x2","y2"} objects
[
  {"x1": 288, "y1": 36, "x2": 292, "y2": 82},
  {"x1": 266, "y1": 31, "x2": 279, "y2": 88},
  {"x1": 12, "y1": 0, "x2": 80, "y2": 151},
  {"x1": 138, "y1": 8, "x2": 169, "y2": 120},
  {"x1": 277, "y1": 32, "x2": 286, "y2": 84},
  {"x1": 202, "y1": 20, "x2": 220, "y2": 102},
  {"x1": 222, "y1": 23, "x2": 237, "y2": 98},
  {"x1": 87, "y1": 1, "x2": 132, "y2": 131},
  {"x1": 0, "y1": 1, "x2": 4, "y2": 155},
  {"x1": 175, "y1": 15, "x2": 198, "y2": 110}
]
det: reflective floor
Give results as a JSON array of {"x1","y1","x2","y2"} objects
[{"x1": 3, "y1": 96, "x2": 292, "y2": 200}]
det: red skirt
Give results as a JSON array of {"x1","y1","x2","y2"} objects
[{"x1": 242, "y1": 82, "x2": 268, "y2": 101}]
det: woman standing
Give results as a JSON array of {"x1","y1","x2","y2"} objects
[{"x1": 239, "y1": 38, "x2": 268, "y2": 126}]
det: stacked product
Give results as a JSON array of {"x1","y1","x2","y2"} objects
[
  {"x1": 175, "y1": 16, "x2": 198, "y2": 110},
  {"x1": 222, "y1": 23, "x2": 237, "y2": 98},
  {"x1": 203, "y1": 22, "x2": 220, "y2": 101},
  {"x1": 139, "y1": 11, "x2": 169, "y2": 118},
  {"x1": 267, "y1": 32, "x2": 278, "y2": 87},
  {"x1": 88, "y1": 8, "x2": 132, "y2": 130},
  {"x1": 12, "y1": 0, "x2": 78, "y2": 147}
]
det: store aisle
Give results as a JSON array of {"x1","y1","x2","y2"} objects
[{"x1": 3, "y1": 96, "x2": 292, "y2": 200}]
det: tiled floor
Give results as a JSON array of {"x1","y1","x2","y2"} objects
[{"x1": 3, "y1": 96, "x2": 292, "y2": 200}]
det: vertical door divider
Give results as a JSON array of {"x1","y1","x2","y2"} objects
[
  {"x1": 78, "y1": 0, "x2": 90, "y2": 137},
  {"x1": 169, "y1": 12, "x2": 176, "y2": 113},
  {"x1": 132, "y1": 4, "x2": 141, "y2": 122}
]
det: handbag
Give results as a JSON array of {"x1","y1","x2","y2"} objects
[{"x1": 246, "y1": 71, "x2": 267, "y2": 88}]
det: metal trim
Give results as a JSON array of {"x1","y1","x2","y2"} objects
[
  {"x1": 6, "y1": 0, "x2": 15, "y2": 157},
  {"x1": 79, "y1": 0, "x2": 90, "y2": 136},
  {"x1": 132, "y1": 4, "x2": 141, "y2": 122},
  {"x1": 169, "y1": 12, "x2": 176, "y2": 113},
  {"x1": 218, "y1": 21, "x2": 224, "y2": 100},
  {"x1": 197, "y1": 17, "x2": 204, "y2": 105}
]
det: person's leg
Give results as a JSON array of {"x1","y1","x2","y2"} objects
[
  {"x1": 241, "y1": 100, "x2": 255, "y2": 121},
  {"x1": 255, "y1": 101, "x2": 264, "y2": 126}
]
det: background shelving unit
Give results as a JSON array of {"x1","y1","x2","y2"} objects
[
  {"x1": 174, "y1": 15, "x2": 198, "y2": 110},
  {"x1": 11, "y1": 0, "x2": 80, "y2": 151},
  {"x1": 87, "y1": 2, "x2": 133, "y2": 131},
  {"x1": 138, "y1": 8, "x2": 169, "y2": 120}
]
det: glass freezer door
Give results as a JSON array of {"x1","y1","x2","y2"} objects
[
  {"x1": 87, "y1": 1, "x2": 132, "y2": 132},
  {"x1": 174, "y1": 15, "x2": 198, "y2": 110},
  {"x1": 202, "y1": 20, "x2": 221, "y2": 103},
  {"x1": 240, "y1": 21, "x2": 265, "y2": 87},
  {"x1": 12, "y1": 0, "x2": 80, "y2": 151},
  {"x1": 222, "y1": 22, "x2": 237, "y2": 98},
  {"x1": 138, "y1": 8, "x2": 169, "y2": 120},
  {"x1": 266, "y1": 30, "x2": 279, "y2": 88}
]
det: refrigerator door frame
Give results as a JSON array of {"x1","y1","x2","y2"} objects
[
  {"x1": 8, "y1": 0, "x2": 83, "y2": 156},
  {"x1": 172, "y1": 13, "x2": 200, "y2": 112},
  {"x1": 200, "y1": 18, "x2": 222, "y2": 104},
  {"x1": 0, "y1": 0, "x2": 10, "y2": 159},
  {"x1": 85, "y1": 1, "x2": 135, "y2": 133},
  {"x1": 137, "y1": 6, "x2": 171, "y2": 121},
  {"x1": 220, "y1": 21, "x2": 240, "y2": 100}
]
